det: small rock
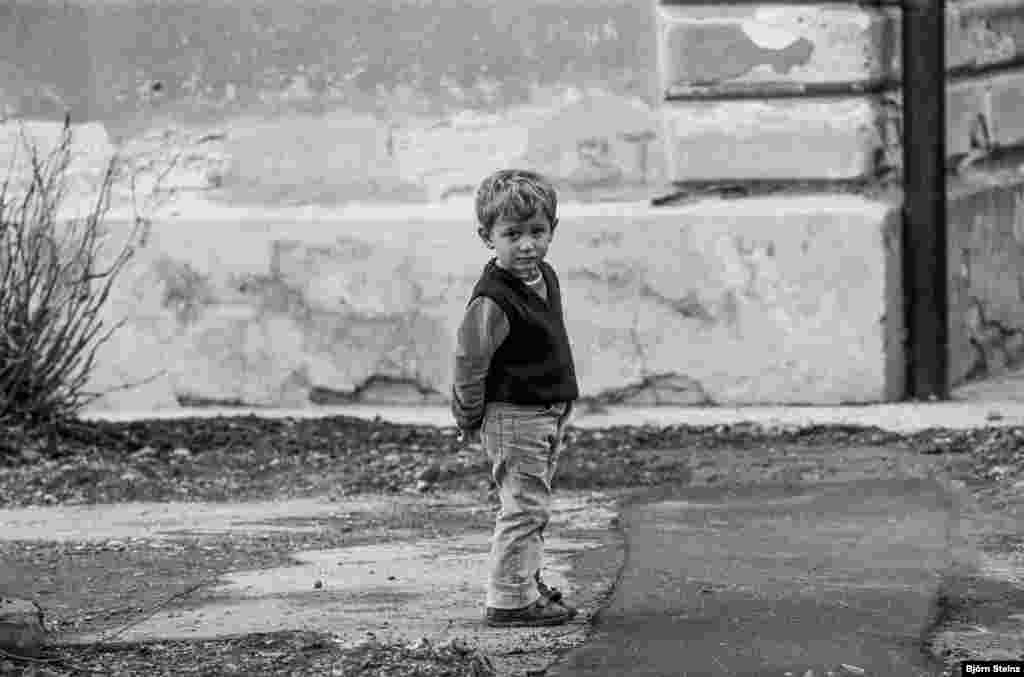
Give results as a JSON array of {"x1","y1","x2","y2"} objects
[
  {"x1": 354, "y1": 632, "x2": 379, "y2": 650},
  {"x1": 416, "y1": 480, "x2": 433, "y2": 493},
  {"x1": 839, "y1": 665, "x2": 866, "y2": 676},
  {"x1": 987, "y1": 411, "x2": 1005, "y2": 421},
  {"x1": 313, "y1": 580, "x2": 324, "y2": 590},
  {"x1": 0, "y1": 598, "x2": 47, "y2": 658},
  {"x1": 470, "y1": 652, "x2": 496, "y2": 677},
  {"x1": 19, "y1": 448, "x2": 40, "y2": 463},
  {"x1": 132, "y1": 446, "x2": 157, "y2": 458},
  {"x1": 384, "y1": 452, "x2": 402, "y2": 465},
  {"x1": 172, "y1": 447, "x2": 192, "y2": 459}
]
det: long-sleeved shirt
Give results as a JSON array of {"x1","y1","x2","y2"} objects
[{"x1": 451, "y1": 273, "x2": 548, "y2": 431}]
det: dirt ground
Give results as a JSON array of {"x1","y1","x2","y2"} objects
[{"x1": 1, "y1": 415, "x2": 1023, "y2": 676}]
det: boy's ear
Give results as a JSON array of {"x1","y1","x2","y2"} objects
[{"x1": 477, "y1": 226, "x2": 494, "y2": 248}]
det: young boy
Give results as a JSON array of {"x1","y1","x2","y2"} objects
[{"x1": 451, "y1": 169, "x2": 580, "y2": 628}]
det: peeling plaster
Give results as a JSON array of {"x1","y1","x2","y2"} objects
[{"x1": 740, "y1": 22, "x2": 804, "y2": 51}]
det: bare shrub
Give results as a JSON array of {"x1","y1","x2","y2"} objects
[{"x1": 0, "y1": 116, "x2": 140, "y2": 425}]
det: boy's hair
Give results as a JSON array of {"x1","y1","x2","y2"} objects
[{"x1": 475, "y1": 169, "x2": 558, "y2": 234}]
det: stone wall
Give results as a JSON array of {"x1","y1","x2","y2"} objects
[
  {"x1": 657, "y1": 1, "x2": 1024, "y2": 181},
  {"x1": 4, "y1": 0, "x2": 1024, "y2": 411},
  {"x1": 654, "y1": 0, "x2": 1024, "y2": 395}
]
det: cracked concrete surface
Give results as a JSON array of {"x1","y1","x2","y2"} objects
[{"x1": 0, "y1": 491, "x2": 623, "y2": 676}]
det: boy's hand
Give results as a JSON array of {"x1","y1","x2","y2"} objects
[{"x1": 459, "y1": 428, "x2": 482, "y2": 448}]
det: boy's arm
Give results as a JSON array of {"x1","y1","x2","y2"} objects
[{"x1": 452, "y1": 296, "x2": 509, "y2": 434}]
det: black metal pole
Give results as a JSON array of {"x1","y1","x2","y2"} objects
[{"x1": 902, "y1": 0, "x2": 949, "y2": 400}]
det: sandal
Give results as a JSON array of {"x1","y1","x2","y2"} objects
[{"x1": 535, "y1": 572, "x2": 577, "y2": 618}]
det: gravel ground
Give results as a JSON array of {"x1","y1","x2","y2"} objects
[
  {"x1": 1, "y1": 413, "x2": 1023, "y2": 676},
  {"x1": 2, "y1": 414, "x2": 1022, "y2": 507}
]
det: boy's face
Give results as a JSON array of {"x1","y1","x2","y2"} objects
[{"x1": 480, "y1": 213, "x2": 558, "y2": 280}]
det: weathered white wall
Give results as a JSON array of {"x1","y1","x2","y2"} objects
[
  {"x1": 5, "y1": 0, "x2": 1024, "y2": 411},
  {"x1": 80, "y1": 196, "x2": 903, "y2": 411}
]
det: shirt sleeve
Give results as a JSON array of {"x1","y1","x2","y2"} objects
[{"x1": 451, "y1": 296, "x2": 510, "y2": 431}]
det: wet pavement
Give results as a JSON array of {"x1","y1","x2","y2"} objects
[{"x1": 552, "y1": 445, "x2": 965, "y2": 677}]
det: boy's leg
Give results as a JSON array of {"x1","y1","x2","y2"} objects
[
  {"x1": 483, "y1": 404, "x2": 563, "y2": 611},
  {"x1": 535, "y1": 401, "x2": 574, "y2": 605},
  {"x1": 546, "y1": 400, "x2": 573, "y2": 486}
]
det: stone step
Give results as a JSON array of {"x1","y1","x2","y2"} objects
[
  {"x1": 662, "y1": 68, "x2": 1024, "y2": 181},
  {"x1": 657, "y1": 0, "x2": 1024, "y2": 97},
  {"x1": 75, "y1": 169, "x2": 1024, "y2": 412},
  {"x1": 662, "y1": 97, "x2": 889, "y2": 181},
  {"x1": 84, "y1": 194, "x2": 905, "y2": 410}
]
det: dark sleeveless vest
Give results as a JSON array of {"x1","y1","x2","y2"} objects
[{"x1": 468, "y1": 259, "x2": 579, "y2": 404}]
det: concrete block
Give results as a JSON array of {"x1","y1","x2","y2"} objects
[
  {"x1": 928, "y1": 0, "x2": 1024, "y2": 72},
  {"x1": 945, "y1": 78, "x2": 993, "y2": 158},
  {"x1": 948, "y1": 176, "x2": 1024, "y2": 386},
  {"x1": 660, "y1": 69, "x2": 1019, "y2": 181},
  {"x1": 986, "y1": 69, "x2": 1024, "y2": 149},
  {"x1": 656, "y1": 4, "x2": 893, "y2": 93},
  {"x1": 882, "y1": 68, "x2": 1024, "y2": 161},
  {"x1": 656, "y1": 0, "x2": 1024, "y2": 95},
  {"x1": 83, "y1": 195, "x2": 904, "y2": 409},
  {"x1": 661, "y1": 97, "x2": 890, "y2": 181}
]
